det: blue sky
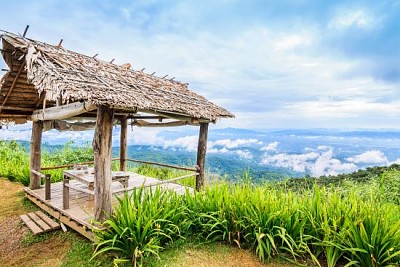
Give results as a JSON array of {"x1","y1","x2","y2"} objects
[{"x1": 1, "y1": 0, "x2": 400, "y2": 129}]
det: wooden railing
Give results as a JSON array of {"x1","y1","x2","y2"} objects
[
  {"x1": 37, "y1": 158, "x2": 199, "y2": 200},
  {"x1": 41, "y1": 158, "x2": 197, "y2": 173},
  {"x1": 124, "y1": 158, "x2": 197, "y2": 172}
]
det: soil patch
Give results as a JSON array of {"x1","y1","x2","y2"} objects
[
  {"x1": 178, "y1": 247, "x2": 292, "y2": 267},
  {"x1": 0, "y1": 178, "x2": 71, "y2": 267}
]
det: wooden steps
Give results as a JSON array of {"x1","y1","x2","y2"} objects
[{"x1": 20, "y1": 211, "x2": 60, "y2": 235}]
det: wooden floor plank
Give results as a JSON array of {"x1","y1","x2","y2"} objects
[
  {"x1": 20, "y1": 214, "x2": 43, "y2": 234},
  {"x1": 27, "y1": 212, "x2": 52, "y2": 232},
  {"x1": 35, "y1": 211, "x2": 60, "y2": 229}
]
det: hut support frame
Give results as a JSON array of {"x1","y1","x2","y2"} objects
[
  {"x1": 196, "y1": 122, "x2": 209, "y2": 191},
  {"x1": 29, "y1": 120, "x2": 43, "y2": 189},
  {"x1": 93, "y1": 105, "x2": 114, "y2": 222}
]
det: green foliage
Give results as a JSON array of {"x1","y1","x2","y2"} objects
[
  {"x1": 0, "y1": 140, "x2": 30, "y2": 185},
  {"x1": 93, "y1": 182, "x2": 400, "y2": 266},
  {"x1": 0, "y1": 140, "x2": 93, "y2": 184},
  {"x1": 378, "y1": 169, "x2": 400, "y2": 205},
  {"x1": 92, "y1": 187, "x2": 191, "y2": 267},
  {"x1": 42, "y1": 141, "x2": 93, "y2": 182}
]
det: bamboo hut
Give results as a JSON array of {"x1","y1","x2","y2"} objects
[{"x1": 0, "y1": 30, "x2": 233, "y2": 238}]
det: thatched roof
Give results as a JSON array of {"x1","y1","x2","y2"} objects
[{"x1": 0, "y1": 32, "x2": 233, "y2": 124}]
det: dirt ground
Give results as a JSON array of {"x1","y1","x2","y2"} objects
[
  {"x1": 0, "y1": 178, "x2": 71, "y2": 267},
  {"x1": 173, "y1": 247, "x2": 294, "y2": 267}
]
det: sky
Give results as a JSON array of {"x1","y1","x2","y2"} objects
[{"x1": 1, "y1": 0, "x2": 400, "y2": 129}]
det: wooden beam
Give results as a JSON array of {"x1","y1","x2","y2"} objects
[
  {"x1": 42, "y1": 120, "x2": 96, "y2": 131},
  {"x1": 132, "y1": 119, "x2": 193, "y2": 127},
  {"x1": 196, "y1": 123, "x2": 209, "y2": 191},
  {"x1": 29, "y1": 121, "x2": 43, "y2": 189},
  {"x1": 127, "y1": 115, "x2": 167, "y2": 120},
  {"x1": 120, "y1": 117, "x2": 127, "y2": 171},
  {"x1": 31, "y1": 101, "x2": 96, "y2": 122},
  {"x1": 0, "y1": 62, "x2": 26, "y2": 114},
  {"x1": 141, "y1": 109, "x2": 210, "y2": 123},
  {"x1": 0, "y1": 106, "x2": 35, "y2": 112},
  {"x1": 112, "y1": 106, "x2": 210, "y2": 123},
  {"x1": 93, "y1": 105, "x2": 114, "y2": 222}
]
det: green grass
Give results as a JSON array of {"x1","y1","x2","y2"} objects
[{"x1": 93, "y1": 182, "x2": 400, "y2": 266}]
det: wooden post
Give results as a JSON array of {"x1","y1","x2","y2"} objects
[
  {"x1": 29, "y1": 121, "x2": 43, "y2": 189},
  {"x1": 63, "y1": 175, "x2": 69, "y2": 209},
  {"x1": 120, "y1": 117, "x2": 127, "y2": 171},
  {"x1": 45, "y1": 174, "x2": 51, "y2": 200},
  {"x1": 196, "y1": 122, "x2": 209, "y2": 191},
  {"x1": 93, "y1": 105, "x2": 114, "y2": 222}
]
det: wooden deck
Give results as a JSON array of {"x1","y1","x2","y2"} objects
[{"x1": 24, "y1": 172, "x2": 193, "y2": 240}]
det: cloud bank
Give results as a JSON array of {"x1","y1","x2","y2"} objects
[{"x1": 262, "y1": 146, "x2": 358, "y2": 177}]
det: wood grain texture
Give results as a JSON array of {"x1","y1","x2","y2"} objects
[
  {"x1": 93, "y1": 105, "x2": 114, "y2": 222},
  {"x1": 196, "y1": 122, "x2": 209, "y2": 191},
  {"x1": 29, "y1": 121, "x2": 43, "y2": 189}
]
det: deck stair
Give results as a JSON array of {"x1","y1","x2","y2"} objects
[{"x1": 20, "y1": 211, "x2": 60, "y2": 235}]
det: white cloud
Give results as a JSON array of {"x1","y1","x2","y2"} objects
[
  {"x1": 235, "y1": 150, "x2": 253, "y2": 159},
  {"x1": 129, "y1": 127, "x2": 162, "y2": 145},
  {"x1": 329, "y1": 9, "x2": 381, "y2": 30},
  {"x1": 262, "y1": 147, "x2": 357, "y2": 177},
  {"x1": 0, "y1": 129, "x2": 31, "y2": 141},
  {"x1": 211, "y1": 138, "x2": 262, "y2": 149},
  {"x1": 163, "y1": 136, "x2": 262, "y2": 157},
  {"x1": 310, "y1": 149, "x2": 357, "y2": 176},
  {"x1": 262, "y1": 151, "x2": 319, "y2": 173},
  {"x1": 163, "y1": 135, "x2": 198, "y2": 152},
  {"x1": 346, "y1": 150, "x2": 388, "y2": 164},
  {"x1": 261, "y1": 142, "x2": 279, "y2": 151}
]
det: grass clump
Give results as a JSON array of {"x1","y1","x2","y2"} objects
[
  {"x1": 93, "y1": 181, "x2": 400, "y2": 266},
  {"x1": 93, "y1": 187, "x2": 191, "y2": 266}
]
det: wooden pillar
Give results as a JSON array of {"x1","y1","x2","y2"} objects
[
  {"x1": 93, "y1": 105, "x2": 114, "y2": 222},
  {"x1": 29, "y1": 121, "x2": 43, "y2": 189},
  {"x1": 196, "y1": 122, "x2": 209, "y2": 191},
  {"x1": 119, "y1": 117, "x2": 127, "y2": 171}
]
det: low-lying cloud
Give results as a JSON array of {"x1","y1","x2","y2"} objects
[
  {"x1": 261, "y1": 141, "x2": 279, "y2": 151},
  {"x1": 162, "y1": 136, "x2": 258, "y2": 159},
  {"x1": 346, "y1": 150, "x2": 388, "y2": 164},
  {"x1": 262, "y1": 146, "x2": 357, "y2": 177}
]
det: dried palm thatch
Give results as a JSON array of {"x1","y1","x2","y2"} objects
[{"x1": 0, "y1": 32, "x2": 234, "y2": 124}]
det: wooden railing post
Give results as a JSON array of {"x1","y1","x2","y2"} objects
[
  {"x1": 45, "y1": 174, "x2": 51, "y2": 200},
  {"x1": 63, "y1": 175, "x2": 69, "y2": 209}
]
